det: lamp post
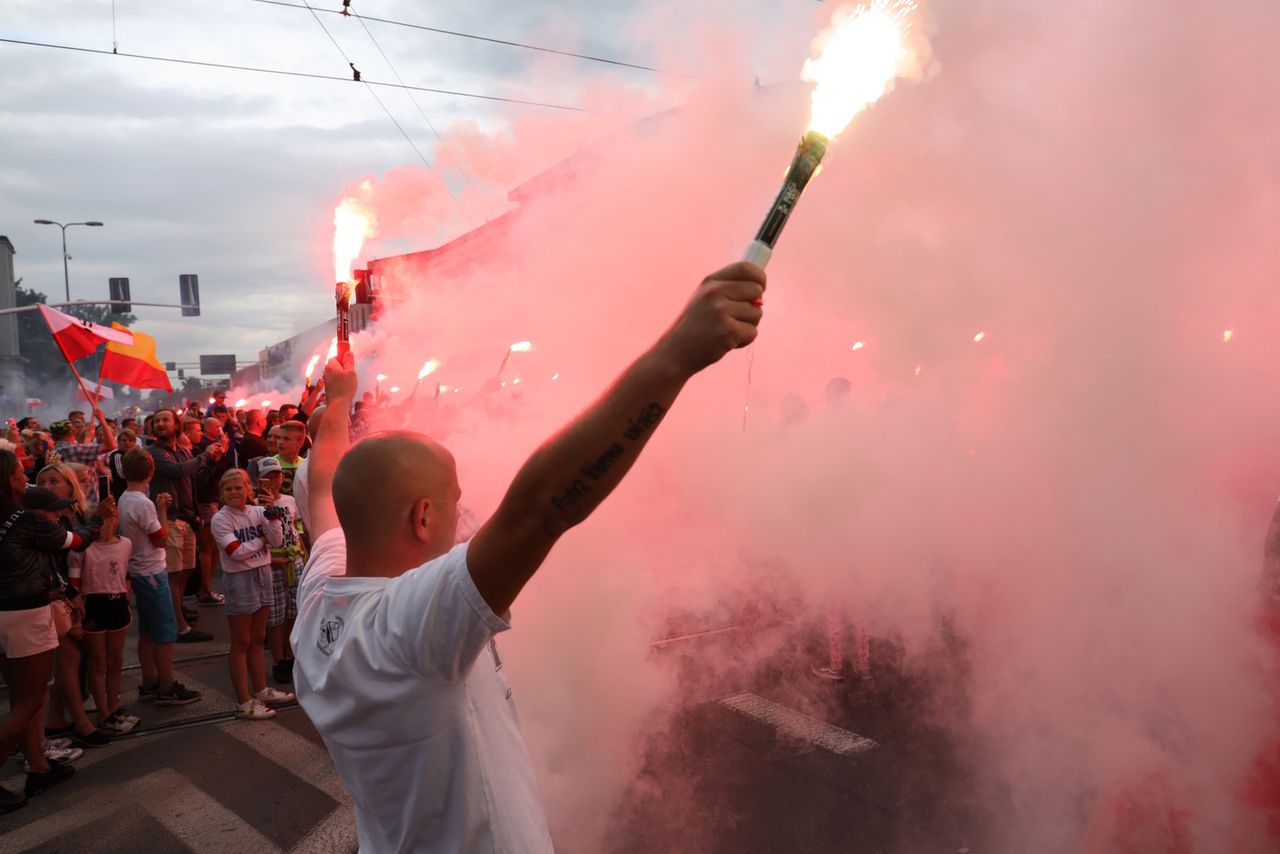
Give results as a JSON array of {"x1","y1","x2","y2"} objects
[{"x1": 33, "y1": 219, "x2": 104, "y2": 302}]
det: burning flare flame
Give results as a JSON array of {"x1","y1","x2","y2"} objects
[
  {"x1": 803, "y1": 0, "x2": 920, "y2": 139},
  {"x1": 304, "y1": 354, "x2": 321, "y2": 380},
  {"x1": 508, "y1": 340, "x2": 533, "y2": 353},
  {"x1": 326, "y1": 337, "x2": 338, "y2": 361},
  {"x1": 333, "y1": 196, "x2": 376, "y2": 284},
  {"x1": 418, "y1": 359, "x2": 441, "y2": 380}
]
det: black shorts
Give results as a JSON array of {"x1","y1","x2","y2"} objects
[{"x1": 81, "y1": 593, "x2": 132, "y2": 634}]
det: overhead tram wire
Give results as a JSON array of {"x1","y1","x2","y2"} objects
[
  {"x1": 0, "y1": 37, "x2": 623, "y2": 115},
  {"x1": 293, "y1": 0, "x2": 475, "y2": 226},
  {"x1": 352, "y1": 13, "x2": 481, "y2": 201},
  {"x1": 247, "y1": 0, "x2": 700, "y2": 79}
]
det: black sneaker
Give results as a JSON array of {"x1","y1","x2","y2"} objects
[
  {"x1": 272, "y1": 660, "x2": 293, "y2": 685},
  {"x1": 176, "y1": 628, "x2": 213, "y2": 643},
  {"x1": 25, "y1": 760, "x2": 75, "y2": 796},
  {"x1": 0, "y1": 783, "x2": 26, "y2": 814},
  {"x1": 70, "y1": 728, "x2": 111, "y2": 748},
  {"x1": 138, "y1": 682, "x2": 159, "y2": 702},
  {"x1": 155, "y1": 681, "x2": 202, "y2": 706}
]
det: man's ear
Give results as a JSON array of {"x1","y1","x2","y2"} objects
[{"x1": 411, "y1": 497, "x2": 433, "y2": 543}]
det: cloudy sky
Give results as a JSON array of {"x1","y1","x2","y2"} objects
[{"x1": 2, "y1": 0, "x2": 803, "y2": 368}]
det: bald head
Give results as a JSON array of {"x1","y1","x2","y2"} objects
[{"x1": 334, "y1": 431, "x2": 460, "y2": 573}]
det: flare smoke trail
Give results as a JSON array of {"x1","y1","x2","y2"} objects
[{"x1": 260, "y1": 0, "x2": 1280, "y2": 850}]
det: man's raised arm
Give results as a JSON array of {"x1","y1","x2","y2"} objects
[
  {"x1": 469, "y1": 262, "x2": 766, "y2": 615},
  {"x1": 308, "y1": 356, "x2": 357, "y2": 540}
]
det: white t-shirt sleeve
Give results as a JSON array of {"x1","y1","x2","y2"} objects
[
  {"x1": 381, "y1": 541, "x2": 511, "y2": 682},
  {"x1": 121, "y1": 495, "x2": 161, "y2": 537},
  {"x1": 211, "y1": 508, "x2": 242, "y2": 553},
  {"x1": 298, "y1": 528, "x2": 345, "y2": 598},
  {"x1": 293, "y1": 458, "x2": 311, "y2": 533},
  {"x1": 69, "y1": 550, "x2": 83, "y2": 581}
]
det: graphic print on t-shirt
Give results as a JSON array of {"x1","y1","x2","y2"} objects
[{"x1": 318, "y1": 615, "x2": 344, "y2": 656}]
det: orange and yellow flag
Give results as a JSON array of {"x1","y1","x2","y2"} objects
[{"x1": 100, "y1": 322, "x2": 172, "y2": 392}]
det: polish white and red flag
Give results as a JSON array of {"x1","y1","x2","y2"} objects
[{"x1": 37, "y1": 304, "x2": 135, "y2": 361}]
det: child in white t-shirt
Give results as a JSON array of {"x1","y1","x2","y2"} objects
[
  {"x1": 210, "y1": 468, "x2": 292, "y2": 720},
  {"x1": 69, "y1": 508, "x2": 138, "y2": 735}
]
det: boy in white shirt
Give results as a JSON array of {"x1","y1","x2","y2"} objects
[
  {"x1": 117, "y1": 448, "x2": 202, "y2": 706},
  {"x1": 210, "y1": 468, "x2": 292, "y2": 719}
]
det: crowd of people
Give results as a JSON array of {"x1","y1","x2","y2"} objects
[{"x1": 0, "y1": 389, "x2": 319, "y2": 812}]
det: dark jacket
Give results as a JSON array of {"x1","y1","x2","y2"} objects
[
  {"x1": 0, "y1": 508, "x2": 72, "y2": 611},
  {"x1": 147, "y1": 439, "x2": 216, "y2": 526},
  {"x1": 196, "y1": 436, "x2": 235, "y2": 504}
]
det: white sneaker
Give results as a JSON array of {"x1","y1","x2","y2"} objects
[
  {"x1": 42, "y1": 737, "x2": 73, "y2": 752},
  {"x1": 235, "y1": 699, "x2": 276, "y2": 720},
  {"x1": 25, "y1": 745, "x2": 83, "y2": 770},
  {"x1": 255, "y1": 686, "x2": 295, "y2": 705}
]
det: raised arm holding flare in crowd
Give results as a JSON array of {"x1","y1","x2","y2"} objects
[{"x1": 293, "y1": 261, "x2": 765, "y2": 852}]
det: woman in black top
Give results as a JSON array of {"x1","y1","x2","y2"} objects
[{"x1": 0, "y1": 451, "x2": 94, "y2": 810}]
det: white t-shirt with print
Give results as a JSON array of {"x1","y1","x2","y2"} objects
[
  {"x1": 117, "y1": 490, "x2": 166, "y2": 577},
  {"x1": 211, "y1": 505, "x2": 282, "y2": 574},
  {"x1": 291, "y1": 530, "x2": 553, "y2": 854}
]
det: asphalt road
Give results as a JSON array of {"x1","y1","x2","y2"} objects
[{"x1": 2, "y1": 599, "x2": 984, "y2": 853}]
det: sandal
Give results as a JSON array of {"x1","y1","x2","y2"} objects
[{"x1": 196, "y1": 592, "x2": 225, "y2": 605}]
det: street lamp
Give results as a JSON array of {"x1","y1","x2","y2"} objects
[{"x1": 33, "y1": 219, "x2": 104, "y2": 302}]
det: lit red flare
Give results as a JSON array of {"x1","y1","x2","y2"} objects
[{"x1": 417, "y1": 359, "x2": 440, "y2": 381}]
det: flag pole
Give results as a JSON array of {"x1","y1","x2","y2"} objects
[
  {"x1": 64, "y1": 350, "x2": 99, "y2": 413},
  {"x1": 91, "y1": 356, "x2": 106, "y2": 411}
]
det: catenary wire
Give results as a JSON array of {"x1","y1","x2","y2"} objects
[
  {"x1": 0, "y1": 37, "x2": 626, "y2": 115},
  {"x1": 293, "y1": 0, "x2": 475, "y2": 224},
  {"x1": 248, "y1": 0, "x2": 699, "y2": 78}
]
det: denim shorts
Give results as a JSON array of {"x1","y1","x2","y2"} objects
[
  {"x1": 130, "y1": 573, "x2": 177, "y2": 643},
  {"x1": 224, "y1": 566, "x2": 273, "y2": 617}
]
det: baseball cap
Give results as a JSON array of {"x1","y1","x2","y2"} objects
[
  {"x1": 256, "y1": 457, "x2": 283, "y2": 476},
  {"x1": 22, "y1": 486, "x2": 76, "y2": 512}
]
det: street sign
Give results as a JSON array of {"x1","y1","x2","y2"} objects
[{"x1": 199, "y1": 354, "x2": 237, "y2": 376}]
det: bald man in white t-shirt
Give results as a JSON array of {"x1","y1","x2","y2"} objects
[{"x1": 292, "y1": 262, "x2": 767, "y2": 852}]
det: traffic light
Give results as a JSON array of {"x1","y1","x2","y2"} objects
[
  {"x1": 179, "y1": 274, "x2": 200, "y2": 317},
  {"x1": 108, "y1": 277, "x2": 131, "y2": 313}
]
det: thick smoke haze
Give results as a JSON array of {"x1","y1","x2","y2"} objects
[{"x1": 271, "y1": 0, "x2": 1280, "y2": 850}]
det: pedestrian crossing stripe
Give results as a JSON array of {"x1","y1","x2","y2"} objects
[{"x1": 718, "y1": 691, "x2": 879, "y2": 755}]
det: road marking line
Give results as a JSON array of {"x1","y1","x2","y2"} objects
[
  {"x1": 221, "y1": 719, "x2": 359, "y2": 852},
  {"x1": 218, "y1": 718, "x2": 351, "y2": 803},
  {"x1": 292, "y1": 802, "x2": 359, "y2": 854},
  {"x1": 144, "y1": 767, "x2": 281, "y2": 853},
  {"x1": 718, "y1": 691, "x2": 879, "y2": 755}
]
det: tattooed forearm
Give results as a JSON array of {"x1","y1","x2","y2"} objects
[
  {"x1": 550, "y1": 479, "x2": 592, "y2": 511},
  {"x1": 546, "y1": 402, "x2": 670, "y2": 514},
  {"x1": 624, "y1": 403, "x2": 668, "y2": 441}
]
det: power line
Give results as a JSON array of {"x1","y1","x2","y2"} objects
[
  {"x1": 353, "y1": 13, "x2": 485, "y2": 219},
  {"x1": 292, "y1": 0, "x2": 475, "y2": 225},
  {"x1": 248, "y1": 0, "x2": 698, "y2": 79},
  {"x1": 0, "y1": 36, "x2": 623, "y2": 114}
]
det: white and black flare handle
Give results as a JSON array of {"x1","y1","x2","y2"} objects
[{"x1": 742, "y1": 130, "x2": 829, "y2": 270}]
